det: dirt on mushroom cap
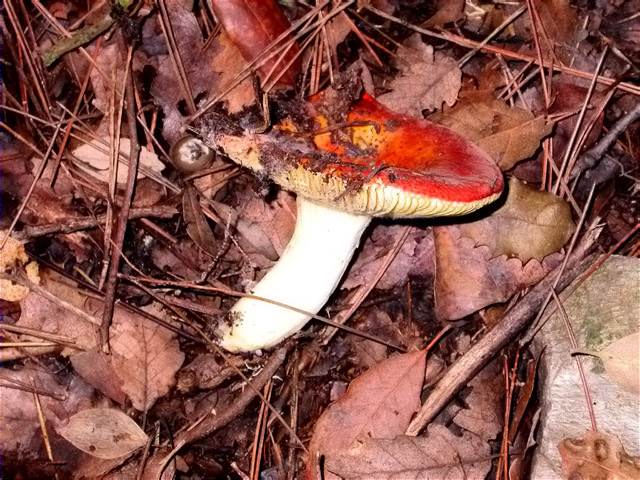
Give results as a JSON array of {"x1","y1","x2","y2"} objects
[{"x1": 204, "y1": 88, "x2": 504, "y2": 218}]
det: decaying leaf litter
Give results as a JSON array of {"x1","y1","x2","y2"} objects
[{"x1": 0, "y1": 0, "x2": 639, "y2": 479}]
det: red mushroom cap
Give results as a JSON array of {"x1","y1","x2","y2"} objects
[
  {"x1": 270, "y1": 92, "x2": 503, "y2": 218},
  {"x1": 214, "y1": 90, "x2": 504, "y2": 218},
  {"x1": 311, "y1": 93, "x2": 503, "y2": 204}
]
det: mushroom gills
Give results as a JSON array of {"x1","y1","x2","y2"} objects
[{"x1": 220, "y1": 197, "x2": 371, "y2": 352}]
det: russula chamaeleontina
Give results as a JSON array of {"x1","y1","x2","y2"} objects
[{"x1": 210, "y1": 89, "x2": 504, "y2": 352}]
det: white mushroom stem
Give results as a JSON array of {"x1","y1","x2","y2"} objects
[{"x1": 220, "y1": 197, "x2": 371, "y2": 352}]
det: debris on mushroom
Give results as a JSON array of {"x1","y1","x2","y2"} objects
[{"x1": 207, "y1": 88, "x2": 504, "y2": 352}]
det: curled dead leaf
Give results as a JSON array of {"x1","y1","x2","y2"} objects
[
  {"x1": 433, "y1": 98, "x2": 553, "y2": 169},
  {"x1": 459, "y1": 177, "x2": 575, "y2": 262}
]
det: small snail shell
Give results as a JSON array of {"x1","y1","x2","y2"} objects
[{"x1": 170, "y1": 136, "x2": 214, "y2": 174}]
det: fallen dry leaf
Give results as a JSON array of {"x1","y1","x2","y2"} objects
[
  {"x1": 71, "y1": 138, "x2": 165, "y2": 185},
  {"x1": 325, "y1": 426, "x2": 490, "y2": 480},
  {"x1": 0, "y1": 274, "x2": 99, "y2": 362},
  {"x1": 147, "y1": 2, "x2": 253, "y2": 142},
  {"x1": 433, "y1": 97, "x2": 553, "y2": 169},
  {"x1": 70, "y1": 352, "x2": 127, "y2": 405},
  {"x1": 57, "y1": 408, "x2": 148, "y2": 460},
  {"x1": 324, "y1": 11, "x2": 352, "y2": 53},
  {"x1": 108, "y1": 304, "x2": 185, "y2": 411},
  {"x1": 210, "y1": 0, "x2": 301, "y2": 86},
  {"x1": 145, "y1": 0, "x2": 213, "y2": 139},
  {"x1": 213, "y1": 190, "x2": 296, "y2": 268},
  {"x1": 342, "y1": 225, "x2": 435, "y2": 291},
  {"x1": 595, "y1": 332, "x2": 640, "y2": 394},
  {"x1": 206, "y1": 31, "x2": 257, "y2": 114},
  {"x1": 434, "y1": 226, "x2": 563, "y2": 320},
  {"x1": 558, "y1": 431, "x2": 640, "y2": 480},
  {"x1": 176, "y1": 353, "x2": 241, "y2": 394},
  {"x1": 307, "y1": 349, "x2": 426, "y2": 479},
  {"x1": 0, "y1": 365, "x2": 94, "y2": 455},
  {"x1": 549, "y1": 81, "x2": 604, "y2": 153},
  {"x1": 423, "y1": 0, "x2": 465, "y2": 28},
  {"x1": 346, "y1": 309, "x2": 397, "y2": 369},
  {"x1": 86, "y1": 42, "x2": 124, "y2": 115},
  {"x1": 2, "y1": 271, "x2": 184, "y2": 411},
  {"x1": 182, "y1": 184, "x2": 217, "y2": 256},
  {"x1": 516, "y1": 0, "x2": 580, "y2": 64},
  {"x1": 459, "y1": 177, "x2": 575, "y2": 262},
  {"x1": 0, "y1": 230, "x2": 40, "y2": 302},
  {"x1": 378, "y1": 34, "x2": 461, "y2": 116},
  {"x1": 451, "y1": 361, "x2": 503, "y2": 442}
]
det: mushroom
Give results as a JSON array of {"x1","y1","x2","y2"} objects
[{"x1": 211, "y1": 91, "x2": 504, "y2": 352}]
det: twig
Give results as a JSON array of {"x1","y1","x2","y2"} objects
[
  {"x1": 141, "y1": 344, "x2": 291, "y2": 480},
  {"x1": 13, "y1": 205, "x2": 178, "y2": 240},
  {"x1": 31, "y1": 376, "x2": 60, "y2": 480},
  {"x1": 99, "y1": 45, "x2": 138, "y2": 352},
  {"x1": 41, "y1": 15, "x2": 115, "y2": 67},
  {"x1": 571, "y1": 101, "x2": 640, "y2": 180}
]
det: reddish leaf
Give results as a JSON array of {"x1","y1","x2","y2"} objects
[
  {"x1": 210, "y1": 0, "x2": 301, "y2": 85},
  {"x1": 433, "y1": 225, "x2": 563, "y2": 320},
  {"x1": 307, "y1": 349, "x2": 427, "y2": 479},
  {"x1": 109, "y1": 304, "x2": 185, "y2": 411},
  {"x1": 451, "y1": 361, "x2": 503, "y2": 442},
  {"x1": 434, "y1": 178, "x2": 574, "y2": 320}
]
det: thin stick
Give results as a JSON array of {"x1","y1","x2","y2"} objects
[
  {"x1": 99, "y1": 46, "x2": 138, "y2": 352},
  {"x1": 121, "y1": 275, "x2": 406, "y2": 351},
  {"x1": 32, "y1": 377, "x2": 59, "y2": 480},
  {"x1": 14, "y1": 206, "x2": 178, "y2": 240},
  {"x1": 573, "y1": 101, "x2": 640, "y2": 179}
]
